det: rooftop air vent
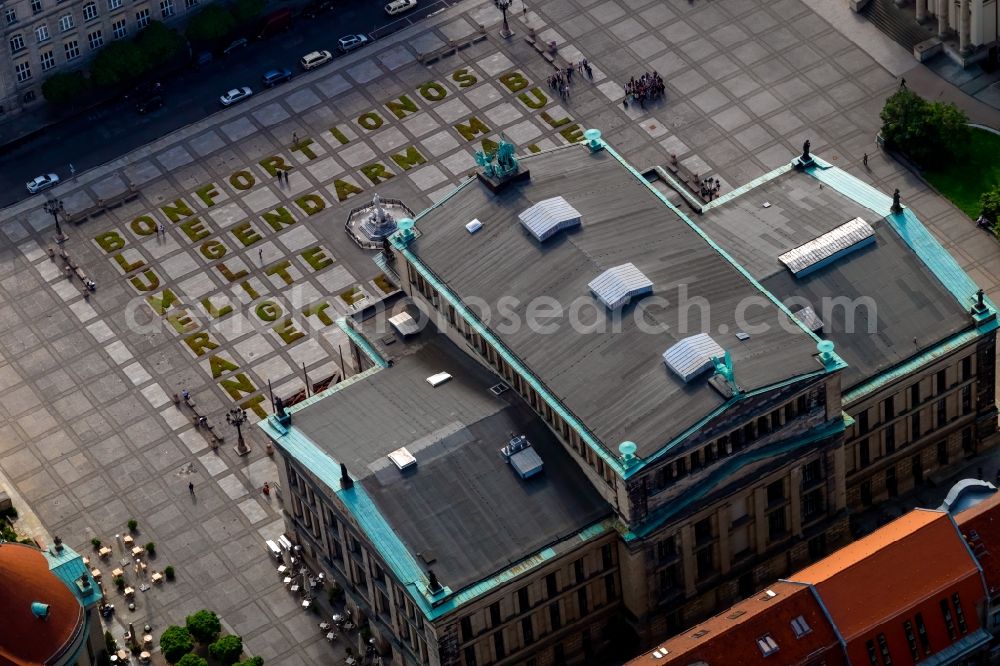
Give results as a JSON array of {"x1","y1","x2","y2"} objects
[
  {"x1": 489, "y1": 382, "x2": 509, "y2": 396},
  {"x1": 588, "y1": 263, "x2": 653, "y2": 309},
  {"x1": 465, "y1": 219, "x2": 482, "y2": 234},
  {"x1": 389, "y1": 312, "x2": 420, "y2": 337},
  {"x1": 778, "y1": 217, "x2": 874, "y2": 277},
  {"x1": 662, "y1": 333, "x2": 725, "y2": 383},
  {"x1": 793, "y1": 306, "x2": 823, "y2": 332},
  {"x1": 31, "y1": 602, "x2": 49, "y2": 620},
  {"x1": 500, "y1": 434, "x2": 544, "y2": 479},
  {"x1": 518, "y1": 196, "x2": 581, "y2": 242},
  {"x1": 426, "y1": 372, "x2": 452, "y2": 387},
  {"x1": 387, "y1": 446, "x2": 417, "y2": 471}
]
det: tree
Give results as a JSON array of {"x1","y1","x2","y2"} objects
[
  {"x1": 208, "y1": 634, "x2": 244, "y2": 666},
  {"x1": 91, "y1": 40, "x2": 149, "y2": 87},
  {"x1": 230, "y1": 0, "x2": 265, "y2": 26},
  {"x1": 185, "y1": 609, "x2": 221, "y2": 643},
  {"x1": 186, "y1": 4, "x2": 236, "y2": 44},
  {"x1": 159, "y1": 625, "x2": 194, "y2": 664},
  {"x1": 235, "y1": 658, "x2": 264, "y2": 666},
  {"x1": 880, "y1": 88, "x2": 968, "y2": 167},
  {"x1": 135, "y1": 21, "x2": 183, "y2": 68},
  {"x1": 981, "y1": 185, "x2": 1000, "y2": 225},
  {"x1": 176, "y1": 656, "x2": 208, "y2": 666},
  {"x1": 41, "y1": 70, "x2": 91, "y2": 106}
]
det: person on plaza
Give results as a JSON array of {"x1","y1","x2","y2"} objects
[
  {"x1": 263, "y1": 482, "x2": 270, "y2": 496},
  {"x1": 863, "y1": 152, "x2": 869, "y2": 168},
  {"x1": 188, "y1": 481, "x2": 194, "y2": 493}
]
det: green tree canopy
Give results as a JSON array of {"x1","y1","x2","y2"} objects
[
  {"x1": 159, "y1": 626, "x2": 194, "y2": 664},
  {"x1": 185, "y1": 609, "x2": 222, "y2": 644},
  {"x1": 235, "y1": 658, "x2": 264, "y2": 666},
  {"x1": 176, "y1": 655, "x2": 208, "y2": 666},
  {"x1": 41, "y1": 70, "x2": 91, "y2": 105},
  {"x1": 981, "y1": 185, "x2": 1000, "y2": 224},
  {"x1": 209, "y1": 635, "x2": 244, "y2": 666},
  {"x1": 91, "y1": 40, "x2": 149, "y2": 87},
  {"x1": 185, "y1": 4, "x2": 237, "y2": 44},
  {"x1": 135, "y1": 20, "x2": 184, "y2": 67},
  {"x1": 230, "y1": 0, "x2": 265, "y2": 25},
  {"x1": 880, "y1": 88, "x2": 968, "y2": 167}
]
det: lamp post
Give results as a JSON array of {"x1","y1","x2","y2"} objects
[
  {"x1": 494, "y1": 0, "x2": 513, "y2": 37},
  {"x1": 227, "y1": 407, "x2": 250, "y2": 456},
  {"x1": 42, "y1": 198, "x2": 66, "y2": 243}
]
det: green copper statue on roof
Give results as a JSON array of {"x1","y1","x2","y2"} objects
[{"x1": 474, "y1": 133, "x2": 519, "y2": 179}]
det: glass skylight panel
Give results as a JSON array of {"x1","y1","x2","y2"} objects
[
  {"x1": 662, "y1": 333, "x2": 725, "y2": 383},
  {"x1": 589, "y1": 263, "x2": 653, "y2": 309},
  {"x1": 518, "y1": 196, "x2": 581, "y2": 242},
  {"x1": 778, "y1": 217, "x2": 875, "y2": 277}
]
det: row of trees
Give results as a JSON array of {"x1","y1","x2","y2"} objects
[
  {"x1": 41, "y1": 0, "x2": 266, "y2": 105},
  {"x1": 160, "y1": 609, "x2": 262, "y2": 665},
  {"x1": 879, "y1": 88, "x2": 968, "y2": 167}
]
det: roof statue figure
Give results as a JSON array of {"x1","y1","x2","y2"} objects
[
  {"x1": 802, "y1": 139, "x2": 811, "y2": 161},
  {"x1": 474, "y1": 133, "x2": 520, "y2": 180},
  {"x1": 891, "y1": 188, "x2": 902, "y2": 213},
  {"x1": 473, "y1": 148, "x2": 496, "y2": 178}
]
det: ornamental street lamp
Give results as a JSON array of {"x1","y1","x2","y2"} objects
[
  {"x1": 42, "y1": 198, "x2": 66, "y2": 244},
  {"x1": 494, "y1": 0, "x2": 513, "y2": 37},
  {"x1": 227, "y1": 407, "x2": 250, "y2": 456}
]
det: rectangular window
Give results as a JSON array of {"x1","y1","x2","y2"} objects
[
  {"x1": 866, "y1": 640, "x2": 878, "y2": 666},
  {"x1": 911, "y1": 382, "x2": 920, "y2": 406},
  {"x1": 40, "y1": 49, "x2": 55, "y2": 70},
  {"x1": 521, "y1": 617, "x2": 533, "y2": 645},
  {"x1": 756, "y1": 634, "x2": 779, "y2": 657},
  {"x1": 112, "y1": 18, "x2": 126, "y2": 38},
  {"x1": 696, "y1": 547, "x2": 714, "y2": 579},
  {"x1": 802, "y1": 459, "x2": 822, "y2": 484},
  {"x1": 937, "y1": 398, "x2": 947, "y2": 426},
  {"x1": 601, "y1": 544, "x2": 613, "y2": 570},
  {"x1": 545, "y1": 573, "x2": 557, "y2": 598},
  {"x1": 59, "y1": 14, "x2": 73, "y2": 30},
  {"x1": 657, "y1": 536, "x2": 677, "y2": 561},
  {"x1": 941, "y1": 598, "x2": 957, "y2": 640},
  {"x1": 861, "y1": 479, "x2": 872, "y2": 506},
  {"x1": 32, "y1": 0, "x2": 44, "y2": 14},
  {"x1": 159, "y1": 0, "x2": 173, "y2": 17},
  {"x1": 489, "y1": 601, "x2": 500, "y2": 627},
  {"x1": 87, "y1": 29, "x2": 103, "y2": 49},
  {"x1": 108, "y1": 0, "x2": 122, "y2": 8},
  {"x1": 963, "y1": 427, "x2": 974, "y2": 453},
  {"x1": 953, "y1": 593, "x2": 967, "y2": 634},
  {"x1": 885, "y1": 423, "x2": 895, "y2": 454},
  {"x1": 574, "y1": 558, "x2": 585, "y2": 585},
  {"x1": 694, "y1": 517, "x2": 712, "y2": 543},
  {"x1": 768, "y1": 509, "x2": 787, "y2": 540},
  {"x1": 63, "y1": 39, "x2": 79, "y2": 59},
  {"x1": 802, "y1": 489, "x2": 823, "y2": 520},
  {"x1": 916, "y1": 613, "x2": 931, "y2": 654},
  {"x1": 135, "y1": 8, "x2": 149, "y2": 26},
  {"x1": 911, "y1": 412, "x2": 921, "y2": 440},
  {"x1": 577, "y1": 587, "x2": 588, "y2": 616},
  {"x1": 492, "y1": 631, "x2": 505, "y2": 660},
  {"x1": 859, "y1": 409, "x2": 869, "y2": 434},
  {"x1": 767, "y1": 479, "x2": 784, "y2": 505},
  {"x1": 36, "y1": 25, "x2": 49, "y2": 42},
  {"x1": 463, "y1": 646, "x2": 476, "y2": 666},
  {"x1": 877, "y1": 633, "x2": 893, "y2": 665},
  {"x1": 790, "y1": 615, "x2": 811, "y2": 637},
  {"x1": 460, "y1": 617, "x2": 472, "y2": 642},
  {"x1": 83, "y1": 2, "x2": 98, "y2": 20},
  {"x1": 859, "y1": 438, "x2": 870, "y2": 467},
  {"x1": 184, "y1": 0, "x2": 197, "y2": 8},
  {"x1": 5, "y1": 8, "x2": 17, "y2": 24},
  {"x1": 604, "y1": 574, "x2": 615, "y2": 600},
  {"x1": 961, "y1": 385, "x2": 971, "y2": 415},
  {"x1": 659, "y1": 563, "x2": 679, "y2": 593},
  {"x1": 884, "y1": 396, "x2": 895, "y2": 420},
  {"x1": 517, "y1": 587, "x2": 529, "y2": 614},
  {"x1": 962, "y1": 356, "x2": 972, "y2": 381},
  {"x1": 937, "y1": 369, "x2": 947, "y2": 393},
  {"x1": 15, "y1": 61, "x2": 31, "y2": 82},
  {"x1": 10, "y1": 34, "x2": 25, "y2": 53},
  {"x1": 548, "y1": 603, "x2": 561, "y2": 630},
  {"x1": 904, "y1": 620, "x2": 919, "y2": 660}
]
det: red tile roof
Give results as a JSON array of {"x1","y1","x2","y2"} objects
[
  {"x1": 956, "y1": 491, "x2": 1000, "y2": 596},
  {"x1": 790, "y1": 509, "x2": 979, "y2": 641},
  {"x1": 0, "y1": 542, "x2": 84, "y2": 665},
  {"x1": 627, "y1": 580, "x2": 843, "y2": 666}
]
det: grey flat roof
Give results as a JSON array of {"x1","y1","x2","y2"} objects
[
  {"x1": 698, "y1": 173, "x2": 972, "y2": 390},
  {"x1": 408, "y1": 146, "x2": 823, "y2": 458},
  {"x1": 292, "y1": 332, "x2": 610, "y2": 592}
]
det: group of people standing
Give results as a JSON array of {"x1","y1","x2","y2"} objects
[
  {"x1": 623, "y1": 71, "x2": 665, "y2": 108},
  {"x1": 546, "y1": 59, "x2": 594, "y2": 101}
]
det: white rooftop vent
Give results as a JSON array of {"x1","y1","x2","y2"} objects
[
  {"x1": 465, "y1": 219, "x2": 482, "y2": 234},
  {"x1": 588, "y1": 263, "x2": 653, "y2": 309},
  {"x1": 778, "y1": 217, "x2": 875, "y2": 277},
  {"x1": 518, "y1": 196, "x2": 581, "y2": 242},
  {"x1": 387, "y1": 446, "x2": 417, "y2": 471},
  {"x1": 389, "y1": 312, "x2": 420, "y2": 337},
  {"x1": 500, "y1": 434, "x2": 544, "y2": 479},
  {"x1": 793, "y1": 306, "x2": 823, "y2": 332},
  {"x1": 426, "y1": 372, "x2": 452, "y2": 387},
  {"x1": 662, "y1": 333, "x2": 725, "y2": 383}
]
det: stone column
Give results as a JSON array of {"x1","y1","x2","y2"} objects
[
  {"x1": 959, "y1": 0, "x2": 970, "y2": 51},
  {"x1": 680, "y1": 525, "x2": 696, "y2": 596},
  {"x1": 790, "y1": 468, "x2": 803, "y2": 538},
  {"x1": 915, "y1": 0, "x2": 927, "y2": 22},
  {"x1": 938, "y1": 0, "x2": 948, "y2": 36}
]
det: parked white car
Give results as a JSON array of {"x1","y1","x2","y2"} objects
[
  {"x1": 26, "y1": 173, "x2": 59, "y2": 194},
  {"x1": 385, "y1": 0, "x2": 417, "y2": 15},
  {"x1": 300, "y1": 50, "x2": 333, "y2": 70},
  {"x1": 219, "y1": 87, "x2": 253, "y2": 106}
]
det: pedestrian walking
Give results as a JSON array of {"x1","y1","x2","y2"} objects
[
  {"x1": 157, "y1": 223, "x2": 165, "y2": 237},
  {"x1": 862, "y1": 153, "x2": 868, "y2": 168},
  {"x1": 292, "y1": 132, "x2": 299, "y2": 146},
  {"x1": 899, "y1": 77, "x2": 906, "y2": 89},
  {"x1": 259, "y1": 248, "x2": 264, "y2": 265},
  {"x1": 69, "y1": 163, "x2": 76, "y2": 178},
  {"x1": 284, "y1": 170, "x2": 290, "y2": 183},
  {"x1": 181, "y1": 388, "x2": 190, "y2": 400},
  {"x1": 188, "y1": 481, "x2": 194, "y2": 493},
  {"x1": 275, "y1": 169, "x2": 282, "y2": 182}
]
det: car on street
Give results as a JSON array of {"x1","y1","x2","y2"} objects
[
  {"x1": 136, "y1": 94, "x2": 164, "y2": 114},
  {"x1": 300, "y1": 50, "x2": 333, "y2": 70},
  {"x1": 385, "y1": 0, "x2": 416, "y2": 15},
  {"x1": 26, "y1": 173, "x2": 59, "y2": 194},
  {"x1": 222, "y1": 37, "x2": 248, "y2": 55},
  {"x1": 261, "y1": 68, "x2": 293, "y2": 87},
  {"x1": 219, "y1": 86, "x2": 253, "y2": 106},
  {"x1": 338, "y1": 34, "x2": 369, "y2": 52}
]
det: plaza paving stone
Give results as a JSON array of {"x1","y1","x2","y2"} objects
[{"x1": 0, "y1": 0, "x2": 996, "y2": 662}]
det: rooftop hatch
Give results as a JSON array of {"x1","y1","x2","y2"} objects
[
  {"x1": 518, "y1": 196, "x2": 581, "y2": 242},
  {"x1": 387, "y1": 446, "x2": 417, "y2": 471},
  {"x1": 662, "y1": 333, "x2": 725, "y2": 383},
  {"x1": 588, "y1": 263, "x2": 653, "y2": 309},
  {"x1": 778, "y1": 217, "x2": 875, "y2": 277},
  {"x1": 500, "y1": 434, "x2": 544, "y2": 479},
  {"x1": 389, "y1": 312, "x2": 420, "y2": 337}
]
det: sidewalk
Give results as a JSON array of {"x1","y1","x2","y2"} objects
[{"x1": 903, "y1": 60, "x2": 1000, "y2": 130}]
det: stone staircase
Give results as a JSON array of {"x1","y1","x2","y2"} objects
[{"x1": 861, "y1": 0, "x2": 934, "y2": 52}]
